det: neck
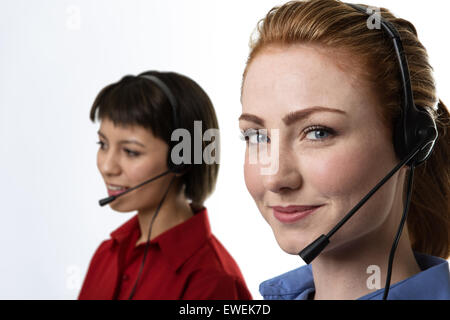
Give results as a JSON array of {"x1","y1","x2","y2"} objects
[
  {"x1": 135, "y1": 187, "x2": 193, "y2": 247},
  {"x1": 310, "y1": 200, "x2": 421, "y2": 300}
]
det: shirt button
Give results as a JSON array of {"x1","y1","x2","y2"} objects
[{"x1": 122, "y1": 274, "x2": 129, "y2": 281}]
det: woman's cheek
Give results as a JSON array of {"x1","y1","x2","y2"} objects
[
  {"x1": 307, "y1": 145, "x2": 372, "y2": 197},
  {"x1": 96, "y1": 151, "x2": 103, "y2": 173},
  {"x1": 244, "y1": 161, "x2": 264, "y2": 202}
]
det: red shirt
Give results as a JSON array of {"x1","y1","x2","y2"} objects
[{"x1": 78, "y1": 207, "x2": 252, "y2": 300}]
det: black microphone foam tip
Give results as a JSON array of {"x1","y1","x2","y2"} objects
[{"x1": 99, "y1": 196, "x2": 116, "y2": 207}]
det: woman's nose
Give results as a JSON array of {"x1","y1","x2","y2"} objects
[
  {"x1": 262, "y1": 150, "x2": 302, "y2": 193},
  {"x1": 98, "y1": 149, "x2": 121, "y2": 176}
]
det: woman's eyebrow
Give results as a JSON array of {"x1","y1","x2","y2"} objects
[
  {"x1": 238, "y1": 114, "x2": 265, "y2": 126},
  {"x1": 283, "y1": 106, "x2": 346, "y2": 126},
  {"x1": 97, "y1": 130, "x2": 146, "y2": 147},
  {"x1": 238, "y1": 106, "x2": 346, "y2": 127}
]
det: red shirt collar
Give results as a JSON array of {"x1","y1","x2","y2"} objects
[{"x1": 110, "y1": 206, "x2": 212, "y2": 272}]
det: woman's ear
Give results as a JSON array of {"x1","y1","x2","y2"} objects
[{"x1": 173, "y1": 165, "x2": 191, "y2": 177}]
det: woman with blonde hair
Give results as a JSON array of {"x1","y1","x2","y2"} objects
[{"x1": 239, "y1": 0, "x2": 449, "y2": 299}]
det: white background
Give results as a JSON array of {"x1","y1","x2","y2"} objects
[{"x1": 0, "y1": 0, "x2": 448, "y2": 299}]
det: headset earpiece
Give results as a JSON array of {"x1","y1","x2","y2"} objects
[
  {"x1": 139, "y1": 73, "x2": 192, "y2": 174},
  {"x1": 394, "y1": 106, "x2": 438, "y2": 166},
  {"x1": 346, "y1": 3, "x2": 438, "y2": 167}
]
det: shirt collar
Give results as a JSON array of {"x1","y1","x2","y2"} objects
[
  {"x1": 110, "y1": 205, "x2": 212, "y2": 272},
  {"x1": 110, "y1": 214, "x2": 140, "y2": 244},
  {"x1": 259, "y1": 263, "x2": 315, "y2": 300},
  {"x1": 259, "y1": 251, "x2": 450, "y2": 300},
  {"x1": 359, "y1": 252, "x2": 450, "y2": 300}
]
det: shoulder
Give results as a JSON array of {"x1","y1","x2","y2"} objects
[
  {"x1": 173, "y1": 207, "x2": 246, "y2": 277},
  {"x1": 378, "y1": 252, "x2": 450, "y2": 300},
  {"x1": 88, "y1": 214, "x2": 138, "y2": 261},
  {"x1": 182, "y1": 267, "x2": 252, "y2": 300},
  {"x1": 179, "y1": 230, "x2": 252, "y2": 299},
  {"x1": 187, "y1": 233, "x2": 246, "y2": 278},
  {"x1": 393, "y1": 252, "x2": 450, "y2": 300},
  {"x1": 91, "y1": 239, "x2": 113, "y2": 257},
  {"x1": 82, "y1": 239, "x2": 116, "y2": 273},
  {"x1": 259, "y1": 264, "x2": 314, "y2": 300},
  {"x1": 78, "y1": 239, "x2": 116, "y2": 299}
]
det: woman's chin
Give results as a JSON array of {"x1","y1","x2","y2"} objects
[
  {"x1": 275, "y1": 234, "x2": 309, "y2": 255},
  {"x1": 109, "y1": 203, "x2": 135, "y2": 213}
]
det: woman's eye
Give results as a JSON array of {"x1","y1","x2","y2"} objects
[
  {"x1": 124, "y1": 149, "x2": 140, "y2": 157},
  {"x1": 240, "y1": 129, "x2": 270, "y2": 144},
  {"x1": 304, "y1": 126, "x2": 335, "y2": 141},
  {"x1": 96, "y1": 141, "x2": 140, "y2": 157},
  {"x1": 96, "y1": 141, "x2": 106, "y2": 149}
]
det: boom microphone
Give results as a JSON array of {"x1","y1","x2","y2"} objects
[
  {"x1": 98, "y1": 169, "x2": 173, "y2": 206},
  {"x1": 298, "y1": 127, "x2": 435, "y2": 264}
]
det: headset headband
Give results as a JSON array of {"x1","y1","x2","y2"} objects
[
  {"x1": 345, "y1": 3, "x2": 438, "y2": 166},
  {"x1": 139, "y1": 74, "x2": 179, "y2": 131}
]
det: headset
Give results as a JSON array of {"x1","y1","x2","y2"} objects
[
  {"x1": 98, "y1": 73, "x2": 191, "y2": 299},
  {"x1": 298, "y1": 3, "x2": 438, "y2": 300},
  {"x1": 139, "y1": 73, "x2": 191, "y2": 174},
  {"x1": 98, "y1": 73, "x2": 190, "y2": 207},
  {"x1": 346, "y1": 3, "x2": 438, "y2": 165}
]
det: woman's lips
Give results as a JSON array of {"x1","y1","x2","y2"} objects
[
  {"x1": 107, "y1": 188, "x2": 129, "y2": 197},
  {"x1": 272, "y1": 205, "x2": 323, "y2": 223},
  {"x1": 106, "y1": 184, "x2": 129, "y2": 197}
]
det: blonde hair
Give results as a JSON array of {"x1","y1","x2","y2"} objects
[{"x1": 242, "y1": 0, "x2": 450, "y2": 258}]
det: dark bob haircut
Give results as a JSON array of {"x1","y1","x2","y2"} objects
[{"x1": 89, "y1": 70, "x2": 220, "y2": 207}]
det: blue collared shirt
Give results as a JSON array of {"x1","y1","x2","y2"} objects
[{"x1": 259, "y1": 251, "x2": 450, "y2": 300}]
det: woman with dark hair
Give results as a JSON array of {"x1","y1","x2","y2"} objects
[
  {"x1": 239, "y1": 0, "x2": 449, "y2": 299},
  {"x1": 78, "y1": 71, "x2": 252, "y2": 300}
]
